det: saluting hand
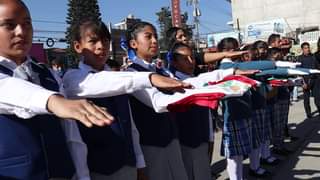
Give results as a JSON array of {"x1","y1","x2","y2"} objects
[
  {"x1": 225, "y1": 50, "x2": 249, "y2": 58},
  {"x1": 149, "y1": 73, "x2": 193, "y2": 93},
  {"x1": 47, "y1": 95, "x2": 114, "y2": 127}
]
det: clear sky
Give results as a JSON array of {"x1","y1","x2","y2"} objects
[{"x1": 23, "y1": 0, "x2": 232, "y2": 48}]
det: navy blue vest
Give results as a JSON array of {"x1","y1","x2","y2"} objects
[
  {"x1": 174, "y1": 106, "x2": 210, "y2": 148},
  {"x1": 222, "y1": 91, "x2": 252, "y2": 122},
  {"x1": 127, "y1": 63, "x2": 177, "y2": 147},
  {"x1": 77, "y1": 95, "x2": 136, "y2": 175},
  {"x1": 171, "y1": 71, "x2": 210, "y2": 148},
  {"x1": 0, "y1": 60, "x2": 75, "y2": 179}
]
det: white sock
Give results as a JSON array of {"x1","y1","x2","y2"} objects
[
  {"x1": 261, "y1": 141, "x2": 271, "y2": 159},
  {"x1": 249, "y1": 147, "x2": 260, "y2": 170},
  {"x1": 227, "y1": 156, "x2": 243, "y2": 180}
]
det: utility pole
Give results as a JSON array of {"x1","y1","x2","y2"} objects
[
  {"x1": 236, "y1": 18, "x2": 241, "y2": 44},
  {"x1": 187, "y1": 0, "x2": 201, "y2": 52}
]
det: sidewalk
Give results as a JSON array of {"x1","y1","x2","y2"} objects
[{"x1": 211, "y1": 98, "x2": 320, "y2": 180}]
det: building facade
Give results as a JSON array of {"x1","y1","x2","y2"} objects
[{"x1": 230, "y1": 0, "x2": 320, "y2": 44}]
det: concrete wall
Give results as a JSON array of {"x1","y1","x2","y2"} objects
[{"x1": 231, "y1": 0, "x2": 320, "y2": 32}]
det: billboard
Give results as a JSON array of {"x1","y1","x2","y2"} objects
[
  {"x1": 244, "y1": 18, "x2": 287, "y2": 43},
  {"x1": 207, "y1": 31, "x2": 241, "y2": 47}
]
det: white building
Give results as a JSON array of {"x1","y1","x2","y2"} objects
[{"x1": 229, "y1": 0, "x2": 320, "y2": 43}]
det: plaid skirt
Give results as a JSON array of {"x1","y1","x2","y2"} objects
[
  {"x1": 221, "y1": 118, "x2": 253, "y2": 157},
  {"x1": 272, "y1": 100, "x2": 290, "y2": 147},
  {"x1": 263, "y1": 105, "x2": 273, "y2": 142},
  {"x1": 251, "y1": 109, "x2": 264, "y2": 148}
]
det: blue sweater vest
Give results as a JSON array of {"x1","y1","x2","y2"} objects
[
  {"x1": 77, "y1": 95, "x2": 136, "y2": 175},
  {"x1": 171, "y1": 70, "x2": 210, "y2": 148},
  {"x1": 127, "y1": 63, "x2": 177, "y2": 147},
  {"x1": 0, "y1": 61, "x2": 75, "y2": 179},
  {"x1": 222, "y1": 91, "x2": 253, "y2": 122},
  {"x1": 174, "y1": 106, "x2": 210, "y2": 148}
]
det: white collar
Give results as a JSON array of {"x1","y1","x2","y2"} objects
[
  {"x1": 175, "y1": 70, "x2": 192, "y2": 80},
  {"x1": 78, "y1": 60, "x2": 110, "y2": 73},
  {"x1": 0, "y1": 55, "x2": 32, "y2": 71}
]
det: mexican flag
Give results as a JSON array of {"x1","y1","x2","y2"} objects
[{"x1": 154, "y1": 75, "x2": 259, "y2": 112}]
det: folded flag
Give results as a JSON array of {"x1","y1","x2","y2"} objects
[
  {"x1": 256, "y1": 67, "x2": 320, "y2": 76},
  {"x1": 268, "y1": 79, "x2": 293, "y2": 87},
  {"x1": 163, "y1": 75, "x2": 258, "y2": 112}
]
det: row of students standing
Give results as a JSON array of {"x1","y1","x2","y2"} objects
[
  {"x1": 62, "y1": 20, "x2": 248, "y2": 180},
  {"x1": 0, "y1": 1, "x2": 296, "y2": 180},
  {"x1": 60, "y1": 20, "x2": 280, "y2": 180},
  {"x1": 0, "y1": 1, "x2": 200, "y2": 180},
  {"x1": 216, "y1": 35, "x2": 300, "y2": 180}
]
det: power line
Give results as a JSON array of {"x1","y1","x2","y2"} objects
[
  {"x1": 34, "y1": 29, "x2": 66, "y2": 34},
  {"x1": 32, "y1": 19, "x2": 66, "y2": 24}
]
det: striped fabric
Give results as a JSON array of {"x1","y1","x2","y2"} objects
[
  {"x1": 263, "y1": 105, "x2": 274, "y2": 142},
  {"x1": 221, "y1": 118, "x2": 253, "y2": 157},
  {"x1": 272, "y1": 100, "x2": 290, "y2": 148},
  {"x1": 251, "y1": 108, "x2": 273, "y2": 149},
  {"x1": 251, "y1": 109, "x2": 264, "y2": 148}
]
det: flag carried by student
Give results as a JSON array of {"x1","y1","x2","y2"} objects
[{"x1": 152, "y1": 75, "x2": 259, "y2": 112}]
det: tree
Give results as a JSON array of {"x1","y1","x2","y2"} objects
[
  {"x1": 156, "y1": 6, "x2": 192, "y2": 51},
  {"x1": 65, "y1": 0, "x2": 102, "y2": 66}
]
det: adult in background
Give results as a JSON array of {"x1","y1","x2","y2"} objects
[{"x1": 298, "y1": 42, "x2": 320, "y2": 118}]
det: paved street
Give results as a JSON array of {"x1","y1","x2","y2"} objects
[{"x1": 211, "y1": 96, "x2": 320, "y2": 180}]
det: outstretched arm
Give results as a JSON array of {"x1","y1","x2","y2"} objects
[{"x1": 0, "y1": 74, "x2": 114, "y2": 127}]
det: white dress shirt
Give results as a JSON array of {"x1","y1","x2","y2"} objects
[
  {"x1": 0, "y1": 56, "x2": 56, "y2": 119},
  {"x1": 131, "y1": 67, "x2": 235, "y2": 113},
  {"x1": 62, "y1": 61, "x2": 155, "y2": 180}
]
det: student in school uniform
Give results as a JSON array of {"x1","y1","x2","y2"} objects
[
  {"x1": 62, "y1": 19, "x2": 192, "y2": 180},
  {"x1": 239, "y1": 43, "x2": 273, "y2": 178},
  {"x1": 252, "y1": 41, "x2": 280, "y2": 166},
  {"x1": 125, "y1": 21, "x2": 190, "y2": 180},
  {"x1": 218, "y1": 37, "x2": 255, "y2": 180},
  {"x1": 267, "y1": 48, "x2": 293, "y2": 156},
  {"x1": 125, "y1": 22, "x2": 259, "y2": 180},
  {"x1": 0, "y1": 1, "x2": 114, "y2": 179},
  {"x1": 166, "y1": 27, "x2": 247, "y2": 75},
  {"x1": 167, "y1": 42, "x2": 212, "y2": 180}
]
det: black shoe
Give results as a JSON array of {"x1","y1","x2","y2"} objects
[
  {"x1": 261, "y1": 156, "x2": 281, "y2": 166},
  {"x1": 289, "y1": 135, "x2": 299, "y2": 142},
  {"x1": 249, "y1": 168, "x2": 272, "y2": 178},
  {"x1": 307, "y1": 114, "x2": 313, "y2": 118},
  {"x1": 272, "y1": 148, "x2": 293, "y2": 156}
]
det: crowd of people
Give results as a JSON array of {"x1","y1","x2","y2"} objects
[{"x1": 1, "y1": 0, "x2": 320, "y2": 180}]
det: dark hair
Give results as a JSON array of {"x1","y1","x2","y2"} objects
[
  {"x1": 71, "y1": 18, "x2": 111, "y2": 43},
  {"x1": 217, "y1": 37, "x2": 239, "y2": 52},
  {"x1": 252, "y1": 40, "x2": 268, "y2": 59},
  {"x1": 106, "y1": 59, "x2": 120, "y2": 68},
  {"x1": 241, "y1": 44, "x2": 258, "y2": 61},
  {"x1": 166, "y1": 27, "x2": 187, "y2": 49},
  {"x1": 267, "y1": 34, "x2": 280, "y2": 45},
  {"x1": 253, "y1": 40, "x2": 268, "y2": 50},
  {"x1": 168, "y1": 42, "x2": 192, "y2": 63},
  {"x1": 267, "y1": 47, "x2": 282, "y2": 60},
  {"x1": 126, "y1": 21, "x2": 157, "y2": 50},
  {"x1": 301, "y1": 42, "x2": 310, "y2": 49}
]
